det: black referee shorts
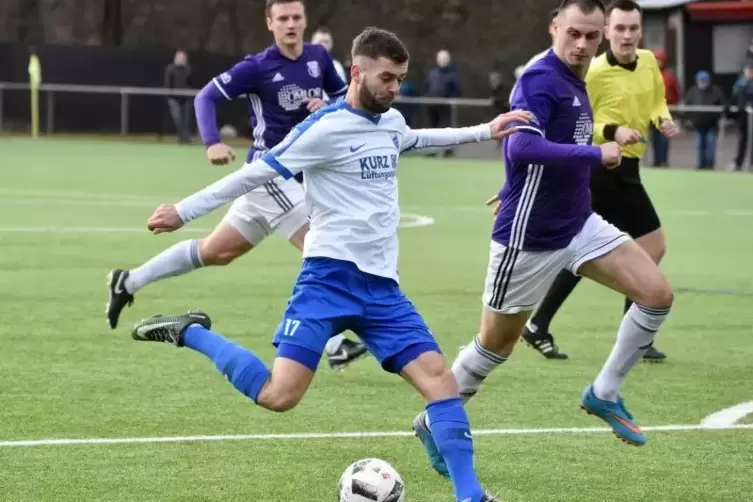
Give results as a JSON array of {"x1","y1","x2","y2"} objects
[{"x1": 590, "y1": 158, "x2": 661, "y2": 239}]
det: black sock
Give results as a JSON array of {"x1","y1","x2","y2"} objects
[
  {"x1": 623, "y1": 298, "x2": 633, "y2": 315},
  {"x1": 529, "y1": 269, "x2": 582, "y2": 334}
]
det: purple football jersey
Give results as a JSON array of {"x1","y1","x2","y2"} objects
[
  {"x1": 493, "y1": 49, "x2": 595, "y2": 251},
  {"x1": 212, "y1": 43, "x2": 348, "y2": 161}
]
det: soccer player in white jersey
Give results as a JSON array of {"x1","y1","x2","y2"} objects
[
  {"x1": 105, "y1": 0, "x2": 369, "y2": 371},
  {"x1": 130, "y1": 27, "x2": 531, "y2": 502},
  {"x1": 415, "y1": 0, "x2": 674, "y2": 478}
]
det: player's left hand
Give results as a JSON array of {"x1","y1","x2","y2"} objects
[
  {"x1": 147, "y1": 204, "x2": 184, "y2": 234},
  {"x1": 303, "y1": 98, "x2": 328, "y2": 113},
  {"x1": 489, "y1": 110, "x2": 534, "y2": 140},
  {"x1": 485, "y1": 194, "x2": 502, "y2": 217},
  {"x1": 660, "y1": 119, "x2": 678, "y2": 138}
]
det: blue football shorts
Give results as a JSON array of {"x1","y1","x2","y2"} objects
[{"x1": 271, "y1": 257, "x2": 441, "y2": 373}]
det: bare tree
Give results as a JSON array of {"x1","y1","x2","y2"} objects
[{"x1": 305, "y1": 0, "x2": 338, "y2": 32}]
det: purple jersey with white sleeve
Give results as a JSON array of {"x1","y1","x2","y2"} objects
[
  {"x1": 493, "y1": 49, "x2": 600, "y2": 251},
  {"x1": 212, "y1": 43, "x2": 348, "y2": 161}
]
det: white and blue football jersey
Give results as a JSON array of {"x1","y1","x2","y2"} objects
[{"x1": 177, "y1": 99, "x2": 491, "y2": 282}]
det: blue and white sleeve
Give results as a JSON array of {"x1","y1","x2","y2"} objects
[
  {"x1": 261, "y1": 116, "x2": 331, "y2": 179},
  {"x1": 175, "y1": 160, "x2": 281, "y2": 224},
  {"x1": 400, "y1": 124, "x2": 491, "y2": 153}
]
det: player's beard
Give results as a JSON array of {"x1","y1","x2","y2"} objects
[{"x1": 359, "y1": 77, "x2": 392, "y2": 114}]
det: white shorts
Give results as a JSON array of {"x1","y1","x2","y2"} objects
[
  {"x1": 482, "y1": 212, "x2": 630, "y2": 314},
  {"x1": 222, "y1": 177, "x2": 308, "y2": 246}
]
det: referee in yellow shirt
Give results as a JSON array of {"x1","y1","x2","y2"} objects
[{"x1": 521, "y1": 0, "x2": 677, "y2": 362}]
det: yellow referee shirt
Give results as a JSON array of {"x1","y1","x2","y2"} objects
[{"x1": 586, "y1": 48, "x2": 672, "y2": 160}]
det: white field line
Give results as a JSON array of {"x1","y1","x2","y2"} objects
[
  {"x1": 0, "y1": 227, "x2": 211, "y2": 234},
  {"x1": 1, "y1": 195, "x2": 752, "y2": 218},
  {"x1": 0, "y1": 188, "x2": 160, "y2": 200},
  {"x1": 0, "y1": 423, "x2": 751, "y2": 448},
  {"x1": 0, "y1": 212, "x2": 433, "y2": 234},
  {"x1": 701, "y1": 402, "x2": 753, "y2": 427},
  {"x1": 0, "y1": 198, "x2": 156, "y2": 207},
  {"x1": 0, "y1": 191, "x2": 435, "y2": 231}
]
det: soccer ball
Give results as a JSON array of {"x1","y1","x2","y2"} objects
[
  {"x1": 219, "y1": 124, "x2": 238, "y2": 138},
  {"x1": 338, "y1": 458, "x2": 405, "y2": 502}
]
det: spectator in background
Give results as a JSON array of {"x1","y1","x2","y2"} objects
[
  {"x1": 426, "y1": 49, "x2": 461, "y2": 156},
  {"x1": 684, "y1": 71, "x2": 725, "y2": 170},
  {"x1": 489, "y1": 71, "x2": 508, "y2": 115},
  {"x1": 730, "y1": 40, "x2": 753, "y2": 90},
  {"x1": 394, "y1": 79, "x2": 418, "y2": 127},
  {"x1": 730, "y1": 60, "x2": 753, "y2": 171},
  {"x1": 489, "y1": 71, "x2": 508, "y2": 149},
  {"x1": 311, "y1": 27, "x2": 348, "y2": 85},
  {"x1": 163, "y1": 49, "x2": 193, "y2": 144},
  {"x1": 650, "y1": 49, "x2": 680, "y2": 166}
]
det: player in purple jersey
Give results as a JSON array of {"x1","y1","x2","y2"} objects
[
  {"x1": 414, "y1": 1, "x2": 674, "y2": 476},
  {"x1": 105, "y1": 0, "x2": 366, "y2": 370}
]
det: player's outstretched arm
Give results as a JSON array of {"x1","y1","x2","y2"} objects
[
  {"x1": 147, "y1": 116, "x2": 329, "y2": 233},
  {"x1": 147, "y1": 160, "x2": 284, "y2": 233},
  {"x1": 400, "y1": 110, "x2": 532, "y2": 153}
]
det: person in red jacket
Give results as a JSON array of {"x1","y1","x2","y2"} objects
[{"x1": 650, "y1": 49, "x2": 681, "y2": 166}]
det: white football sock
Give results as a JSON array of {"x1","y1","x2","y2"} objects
[
  {"x1": 593, "y1": 303, "x2": 670, "y2": 402},
  {"x1": 451, "y1": 335, "x2": 507, "y2": 405},
  {"x1": 325, "y1": 334, "x2": 347, "y2": 355},
  {"x1": 125, "y1": 239, "x2": 203, "y2": 294}
]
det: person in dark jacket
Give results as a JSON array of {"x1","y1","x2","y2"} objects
[
  {"x1": 488, "y1": 71, "x2": 508, "y2": 115},
  {"x1": 684, "y1": 71, "x2": 725, "y2": 169},
  {"x1": 425, "y1": 49, "x2": 461, "y2": 156},
  {"x1": 489, "y1": 71, "x2": 508, "y2": 149},
  {"x1": 730, "y1": 61, "x2": 753, "y2": 170},
  {"x1": 394, "y1": 79, "x2": 418, "y2": 127},
  {"x1": 163, "y1": 50, "x2": 194, "y2": 144},
  {"x1": 650, "y1": 49, "x2": 680, "y2": 167}
]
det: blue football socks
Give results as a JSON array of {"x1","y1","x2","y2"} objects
[
  {"x1": 184, "y1": 325, "x2": 270, "y2": 404},
  {"x1": 426, "y1": 398, "x2": 485, "y2": 502}
]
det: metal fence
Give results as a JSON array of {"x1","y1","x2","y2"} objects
[{"x1": 0, "y1": 81, "x2": 751, "y2": 170}]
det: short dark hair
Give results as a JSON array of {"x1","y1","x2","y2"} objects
[
  {"x1": 351, "y1": 27, "x2": 409, "y2": 64},
  {"x1": 606, "y1": 0, "x2": 641, "y2": 15},
  {"x1": 557, "y1": 0, "x2": 606, "y2": 15},
  {"x1": 313, "y1": 26, "x2": 331, "y2": 35},
  {"x1": 550, "y1": 8, "x2": 559, "y2": 19},
  {"x1": 265, "y1": 0, "x2": 303, "y2": 15}
]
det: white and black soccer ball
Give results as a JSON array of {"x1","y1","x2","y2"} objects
[{"x1": 338, "y1": 458, "x2": 405, "y2": 502}]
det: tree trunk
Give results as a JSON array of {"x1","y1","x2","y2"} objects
[
  {"x1": 17, "y1": 0, "x2": 43, "y2": 43},
  {"x1": 225, "y1": 0, "x2": 242, "y2": 55},
  {"x1": 101, "y1": 0, "x2": 123, "y2": 46},
  {"x1": 197, "y1": 0, "x2": 221, "y2": 51},
  {"x1": 71, "y1": 0, "x2": 89, "y2": 41}
]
